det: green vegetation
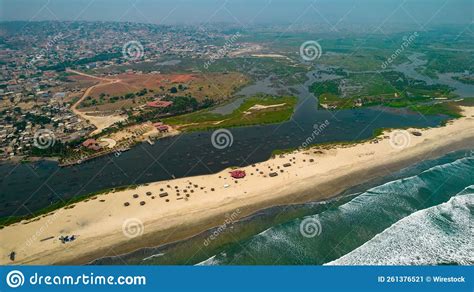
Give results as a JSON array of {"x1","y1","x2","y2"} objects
[
  {"x1": 311, "y1": 71, "x2": 457, "y2": 110},
  {"x1": 319, "y1": 51, "x2": 400, "y2": 72},
  {"x1": 130, "y1": 96, "x2": 214, "y2": 124},
  {"x1": 30, "y1": 141, "x2": 75, "y2": 158},
  {"x1": 421, "y1": 50, "x2": 473, "y2": 74},
  {"x1": 39, "y1": 51, "x2": 122, "y2": 72},
  {"x1": 24, "y1": 113, "x2": 51, "y2": 125},
  {"x1": 309, "y1": 79, "x2": 340, "y2": 102},
  {"x1": 415, "y1": 67, "x2": 438, "y2": 79},
  {"x1": 408, "y1": 102, "x2": 462, "y2": 118},
  {"x1": 164, "y1": 95, "x2": 298, "y2": 131}
]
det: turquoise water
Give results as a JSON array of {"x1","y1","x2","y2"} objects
[
  {"x1": 201, "y1": 150, "x2": 474, "y2": 265},
  {"x1": 92, "y1": 150, "x2": 474, "y2": 265},
  {"x1": 328, "y1": 189, "x2": 473, "y2": 265}
]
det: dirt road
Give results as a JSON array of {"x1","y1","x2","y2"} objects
[{"x1": 67, "y1": 69, "x2": 125, "y2": 135}]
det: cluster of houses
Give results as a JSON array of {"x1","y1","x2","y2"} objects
[
  {"x1": 0, "y1": 102, "x2": 92, "y2": 159},
  {"x1": 80, "y1": 121, "x2": 170, "y2": 154},
  {"x1": 0, "y1": 21, "x2": 250, "y2": 160}
]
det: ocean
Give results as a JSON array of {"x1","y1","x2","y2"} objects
[{"x1": 92, "y1": 149, "x2": 474, "y2": 265}]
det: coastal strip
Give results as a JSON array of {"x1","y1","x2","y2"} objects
[{"x1": 1, "y1": 106, "x2": 473, "y2": 265}]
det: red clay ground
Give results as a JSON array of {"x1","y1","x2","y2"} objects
[{"x1": 68, "y1": 72, "x2": 249, "y2": 111}]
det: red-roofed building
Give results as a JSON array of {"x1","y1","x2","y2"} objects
[
  {"x1": 82, "y1": 139, "x2": 101, "y2": 151},
  {"x1": 157, "y1": 125, "x2": 169, "y2": 133},
  {"x1": 229, "y1": 170, "x2": 246, "y2": 179},
  {"x1": 153, "y1": 122, "x2": 169, "y2": 133},
  {"x1": 146, "y1": 100, "x2": 173, "y2": 108}
]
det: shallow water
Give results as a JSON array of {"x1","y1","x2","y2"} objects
[{"x1": 394, "y1": 53, "x2": 474, "y2": 98}]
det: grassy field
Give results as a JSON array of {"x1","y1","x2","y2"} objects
[
  {"x1": 74, "y1": 72, "x2": 250, "y2": 111},
  {"x1": 408, "y1": 102, "x2": 463, "y2": 118},
  {"x1": 164, "y1": 95, "x2": 298, "y2": 131},
  {"x1": 311, "y1": 70, "x2": 458, "y2": 110}
]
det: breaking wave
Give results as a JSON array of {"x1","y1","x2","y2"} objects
[
  {"x1": 200, "y1": 152, "x2": 474, "y2": 265},
  {"x1": 328, "y1": 188, "x2": 474, "y2": 265}
]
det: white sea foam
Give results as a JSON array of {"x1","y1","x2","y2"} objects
[
  {"x1": 142, "y1": 252, "x2": 165, "y2": 262},
  {"x1": 196, "y1": 254, "x2": 220, "y2": 266},
  {"x1": 327, "y1": 191, "x2": 474, "y2": 265},
  {"x1": 194, "y1": 156, "x2": 474, "y2": 265}
]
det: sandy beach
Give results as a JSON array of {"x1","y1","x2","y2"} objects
[{"x1": 1, "y1": 106, "x2": 473, "y2": 265}]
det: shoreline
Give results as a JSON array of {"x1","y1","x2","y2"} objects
[{"x1": 1, "y1": 106, "x2": 473, "y2": 265}]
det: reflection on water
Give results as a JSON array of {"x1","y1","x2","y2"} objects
[
  {"x1": 437, "y1": 72, "x2": 473, "y2": 98},
  {"x1": 236, "y1": 75, "x2": 281, "y2": 97},
  {"x1": 211, "y1": 76, "x2": 285, "y2": 115},
  {"x1": 394, "y1": 52, "x2": 474, "y2": 98}
]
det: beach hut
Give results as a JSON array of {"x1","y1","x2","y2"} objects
[
  {"x1": 229, "y1": 170, "x2": 246, "y2": 179},
  {"x1": 157, "y1": 125, "x2": 169, "y2": 133}
]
